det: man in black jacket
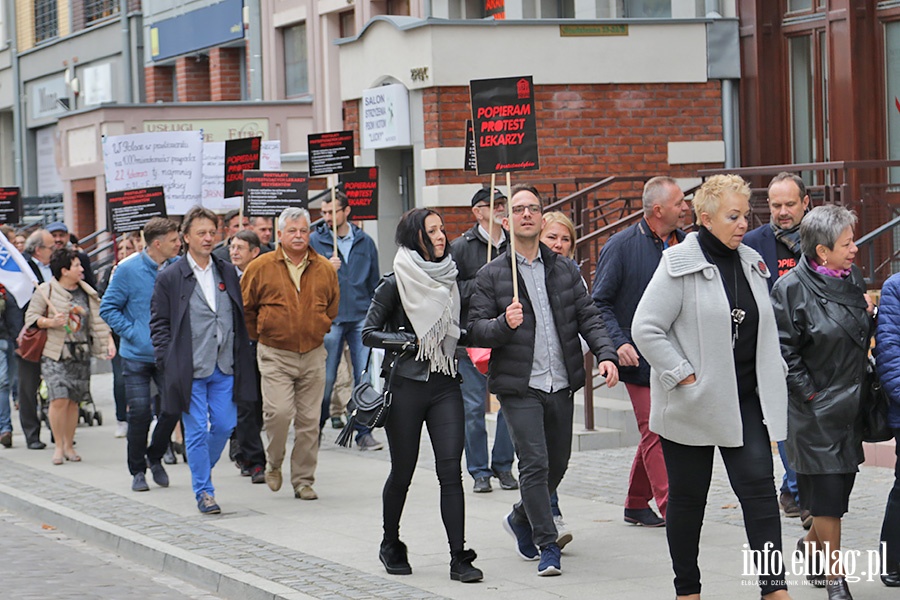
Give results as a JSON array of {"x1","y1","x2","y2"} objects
[
  {"x1": 45, "y1": 222, "x2": 96, "y2": 289},
  {"x1": 468, "y1": 184, "x2": 619, "y2": 577},
  {"x1": 449, "y1": 187, "x2": 517, "y2": 494}
]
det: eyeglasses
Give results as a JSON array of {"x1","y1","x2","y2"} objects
[
  {"x1": 510, "y1": 204, "x2": 542, "y2": 215},
  {"x1": 475, "y1": 202, "x2": 506, "y2": 210}
]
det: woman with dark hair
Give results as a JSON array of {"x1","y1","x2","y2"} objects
[
  {"x1": 25, "y1": 247, "x2": 115, "y2": 464},
  {"x1": 772, "y1": 204, "x2": 874, "y2": 600},
  {"x1": 362, "y1": 208, "x2": 482, "y2": 583}
]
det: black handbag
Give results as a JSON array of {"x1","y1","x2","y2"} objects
[
  {"x1": 335, "y1": 350, "x2": 401, "y2": 447},
  {"x1": 860, "y1": 355, "x2": 892, "y2": 443}
]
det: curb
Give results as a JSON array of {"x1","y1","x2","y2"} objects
[{"x1": 0, "y1": 481, "x2": 315, "y2": 600}]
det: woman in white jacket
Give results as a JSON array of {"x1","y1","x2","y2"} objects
[{"x1": 632, "y1": 174, "x2": 790, "y2": 600}]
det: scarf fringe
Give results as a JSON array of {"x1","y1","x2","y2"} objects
[{"x1": 415, "y1": 304, "x2": 457, "y2": 377}]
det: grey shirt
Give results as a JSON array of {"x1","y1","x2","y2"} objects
[{"x1": 517, "y1": 252, "x2": 568, "y2": 393}]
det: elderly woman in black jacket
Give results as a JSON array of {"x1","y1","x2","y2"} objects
[
  {"x1": 362, "y1": 208, "x2": 482, "y2": 584},
  {"x1": 771, "y1": 204, "x2": 875, "y2": 600}
]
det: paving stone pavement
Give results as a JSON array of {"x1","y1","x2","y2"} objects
[
  {"x1": 0, "y1": 508, "x2": 221, "y2": 600},
  {"x1": 0, "y1": 458, "x2": 440, "y2": 600}
]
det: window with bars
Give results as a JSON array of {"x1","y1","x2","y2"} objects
[
  {"x1": 85, "y1": 0, "x2": 120, "y2": 25},
  {"x1": 35, "y1": 0, "x2": 58, "y2": 44}
]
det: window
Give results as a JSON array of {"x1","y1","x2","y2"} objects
[
  {"x1": 886, "y1": 21, "x2": 900, "y2": 183},
  {"x1": 84, "y1": 0, "x2": 119, "y2": 25},
  {"x1": 283, "y1": 23, "x2": 309, "y2": 97},
  {"x1": 624, "y1": 0, "x2": 670, "y2": 18},
  {"x1": 787, "y1": 0, "x2": 813, "y2": 12},
  {"x1": 35, "y1": 0, "x2": 58, "y2": 44},
  {"x1": 789, "y1": 36, "x2": 814, "y2": 165},
  {"x1": 339, "y1": 10, "x2": 355, "y2": 38}
]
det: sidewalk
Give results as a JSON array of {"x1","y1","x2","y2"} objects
[{"x1": 0, "y1": 372, "x2": 896, "y2": 599}]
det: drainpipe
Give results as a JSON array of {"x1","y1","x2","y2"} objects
[
  {"x1": 705, "y1": 0, "x2": 720, "y2": 16},
  {"x1": 705, "y1": 0, "x2": 739, "y2": 168},
  {"x1": 121, "y1": 0, "x2": 132, "y2": 102},
  {"x1": 247, "y1": 0, "x2": 262, "y2": 100},
  {"x1": 9, "y1": 0, "x2": 23, "y2": 187}
]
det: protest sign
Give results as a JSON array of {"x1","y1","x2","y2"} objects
[
  {"x1": 202, "y1": 140, "x2": 280, "y2": 212},
  {"x1": 308, "y1": 131, "x2": 356, "y2": 177},
  {"x1": 103, "y1": 131, "x2": 204, "y2": 214},
  {"x1": 0, "y1": 187, "x2": 22, "y2": 224},
  {"x1": 242, "y1": 171, "x2": 309, "y2": 218},
  {"x1": 224, "y1": 136, "x2": 262, "y2": 199},
  {"x1": 340, "y1": 167, "x2": 378, "y2": 221},
  {"x1": 107, "y1": 187, "x2": 167, "y2": 235},
  {"x1": 469, "y1": 76, "x2": 539, "y2": 176}
]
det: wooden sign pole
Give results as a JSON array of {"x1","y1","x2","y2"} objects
[
  {"x1": 505, "y1": 171, "x2": 518, "y2": 301},
  {"x1": 486, "y1": 173, "x2": 497, "y2": 263},
  {"x1": 331, "y1": 175, "x2": 338, "y2": 256}
]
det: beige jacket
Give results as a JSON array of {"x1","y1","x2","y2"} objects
[{"x1": 25, "y1": 278, "x2": 109, "y2": 361}]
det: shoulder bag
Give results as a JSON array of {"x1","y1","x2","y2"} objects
[
  {"x1": 336, "y1": 349, "x2": 403, "y2": 447},
  {"x1": 860, "y1": 355, "x2": 892, "y2": 443},
  {"x1": 16, "y1": 288, "x2": 52, "y2": 363}
]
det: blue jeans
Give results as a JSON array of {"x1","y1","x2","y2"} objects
[
  {"x1": 777, "y1": 440, "x2": 799, "y2": 501},
  {"x1": 458, "y1": 353, "x2": 514, "y2": 479},
  {"x1": 320, "y1": 320, "x2": 369, "y2": 438},
  {"x1": 0, "y1": 340, "x2": 11, "y2": 434},
  {"x1": 122, "y1": 358, "x2": 180, "y2": 476},
  {"x1": 183, "y1": 366, "x2": 237, "y2": 500}
]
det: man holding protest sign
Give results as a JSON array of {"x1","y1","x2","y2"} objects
[
  {"x1": 309, "y1": 191, "x2": 381, "y2": 449},
  {"x1": 100, "y1": 218, "x2": 182, "y2": 493},
  {"x1": 467, "y1": 185, "x2": 619, "y2": 577},
  {"x1": 449, "y1": 187, "x2": 517, "y2": 494}
]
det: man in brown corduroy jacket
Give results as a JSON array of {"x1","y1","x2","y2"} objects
[{"x1": 241, "y1": 207, "x2": 339, "y2": 501}]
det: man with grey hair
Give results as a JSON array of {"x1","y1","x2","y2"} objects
[
  {"x1": 17, "y1": 228, "x2": 56, "y2": 449},
  {"x1": 592, "y1": 176, "x2": 687, "y2": 528},
  {"x1": 744, "y1": 171, "x2": 810, "y2": 526},
  {"x1": 241, "y1": 207, "x2": 339, "y2": 501}
]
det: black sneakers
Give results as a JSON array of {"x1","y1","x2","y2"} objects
[
  {"x1": 450, "y1": 548, "x2": 483, "y2": 582},
  {"x1": 623, "y1": 508, "x2": 665, "y2": 527},
  {"x1": 131, "y1": 472, "x2": 150, "y2": 492},
  {"x1": 380, "y1": 539, "x2": 412, "y2": 575},
  {"x1": 147, "y1": 459, "x2": 170, "y2": 488}
]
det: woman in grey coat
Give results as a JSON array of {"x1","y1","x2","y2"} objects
[
  {"x1": 771, "y1": 205, "x2": 874, "y2": 600},
  {"x1": 633, "y1": 174, "x2": 790, "y2": 600}
]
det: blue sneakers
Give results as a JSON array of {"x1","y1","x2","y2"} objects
[
  {"x1": 197, "y1": 492, "x2": 221, "y2": 515},
  {"x1": 502, "y1": 512, "x2": 539, "y2": 560},
  {"x1": 537, "y1": 543, "x2": 562, "y2": 576}
]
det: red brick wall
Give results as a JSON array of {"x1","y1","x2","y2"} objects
[
  {"x1": 145, "y1": 65, "x2": 174, "y2": 103},
  {"x1": 175, "y1": 56, "x2": 211, "y2": 102},
  {"x1": 423, "y1": 83, "x2": 723, "y2": 186},
  {"x1": 210, "y1": 47, "x2": 242, "y2": 101},
  {"x1": 437, "y1": 206, "x2": 473, "y2": 242},
  {"x1": 343, "y1": 100, "x2": 361, "y2": 154}
]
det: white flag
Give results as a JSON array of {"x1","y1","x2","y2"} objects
[{"x1": 0, "y1": 234, "x2": 37, "y2": 308}]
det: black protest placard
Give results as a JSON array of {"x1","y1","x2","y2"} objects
[
  {"x1": 242, "y1": 171, "x2": 309, "y2": 218},
  {"x1": 0, "y1": 187, "x2": 22, "y2": 224},
  {"x1": 464, "y1": 120, "x2": 477, "y2": 171},
  {"x1": 469, "y1": 76, "x2": 540, "y2": 175},
  {"x1": 308, "y1": 131, "x2": 355, "y2": 177},
  {"x1": 224, "y1": 136, "x2": 262, "y2": 198},
  {"x1": 340, "y1": 167, "x2": 379, "y2": 221},
  {"x1": 107, "y1": 187, "x2": 167, "y2": 235}
]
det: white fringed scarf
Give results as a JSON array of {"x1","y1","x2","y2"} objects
[{"x1": 393, "y1": 246, "x2": 460, "y2": 377}]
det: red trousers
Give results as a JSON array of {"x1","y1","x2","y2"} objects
[{"x1": 625, "y1": 383, "x2": 668, "y2": 516}]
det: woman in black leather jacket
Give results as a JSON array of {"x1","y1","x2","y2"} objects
[
  {"x1": 362, "y1": 208, "x2": 482, "y2": 584},
  {"x1": 771, "y1": 205, "x2": 875, "y2": 600}
]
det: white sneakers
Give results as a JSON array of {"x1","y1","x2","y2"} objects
[{"x1": 114, "y1": 421, "x2": 128, "y2": 438}]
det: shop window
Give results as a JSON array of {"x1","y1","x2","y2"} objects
[
  {"x1": 84, "y1": 0, "x2": 119, "y2": 25},
  {"x1": 283, "y1": 23, "x2": 309, "y2": 97},
  {"x1": 35, "y1": 0, "x2": 58, "y2": 44},
  {"x1": 624, "y1": 0, "x2": 670, "y2": 18}
]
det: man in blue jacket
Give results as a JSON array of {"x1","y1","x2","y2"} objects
[
  {"x1": 309, "y1": 191, "x2": 381, "y2": 449},
  {"x1": 100, "y1": 218, "x2": 183, "y2": 493},
  {"x1": 743, "y1": 171, "x2": 809, "y2": 526},
  {"x1": 592, "y1": 176, "x2": 686, "y2": 528}
]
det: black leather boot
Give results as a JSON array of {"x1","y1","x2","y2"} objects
[
  {"x1": 826, "y1": 576, "x2": 853, "y2": 600},
  {"x1": 882, "y1": 561, "x2": 900, "y2": 587},
  {"x1": 450, "y1": 548, "x2": 483, "y2": 583},
  {"x1": 379, "y1": 539, "x2": 412, "y2": 575}
]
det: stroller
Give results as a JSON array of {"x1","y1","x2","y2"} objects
[{"x1": 38, "y1": 379, "x2": 102, "y2": 443}]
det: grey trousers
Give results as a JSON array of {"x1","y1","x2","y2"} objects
[{"x1": 499, "y1": 387, "x2": 572, "y2": 549}]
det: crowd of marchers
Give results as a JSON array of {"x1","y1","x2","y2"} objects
[{"x1": 2, "y1": 172, "x2": 900, "y2": 600}]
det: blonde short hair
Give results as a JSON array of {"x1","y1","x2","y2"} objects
[
  {"x1": 541, "y1": 211, "x2": 577, "y2": 258},
  {"x1": 693, "y1": 174, "x2": 751, "y2": 222}
]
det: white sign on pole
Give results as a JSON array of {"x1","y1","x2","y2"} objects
[
  {"x1": 103, "y1": 131, "x2": 204, "y2": 215},
  {"x1": 361, "y1": 83, "x2": 411, "y2": 150},
  {"x1": 201, "y1": 140, "x2": 281, "y2": 212}
]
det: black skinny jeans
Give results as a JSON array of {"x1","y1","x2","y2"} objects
[
  {"x1": 382, "y1": 372, "x2": 466, "y2": 553},
  {"x1": 661, "y1": 396, "x2": 786, "y2": 596},
  {"x1": 880, "y1": 427, "x2": 900, "y2": 567}
]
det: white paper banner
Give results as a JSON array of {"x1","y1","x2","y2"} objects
[
  {"x1": 201, "y1": 140, "x2": 281, "y2": 213},
  {"x1": 103, "y1": 131, "x2": 204, "y2": 215}
]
